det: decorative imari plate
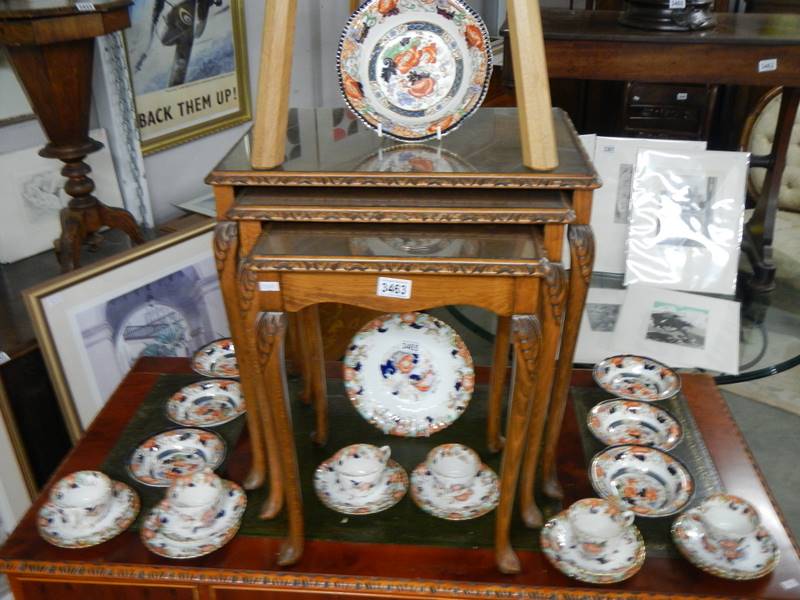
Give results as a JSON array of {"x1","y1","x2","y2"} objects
[
  {"x1": 140, "y1": 480, "x2": 246, "y2": 559},
  {"x1": 166, "y1": 380, "x2": 245, "y2": 427},
  {"x1": 593, "y1": 355, "x2": 680, "y2": 401},
  {"x1": 540, "y1": 510, "x2": 646, "y2": 584},
  {"x1": 38, "y1": 482, "x2": 139, "y2": 548},
  {"x1": 338, "y1": 0, "x2": 492, "y2": 142},
  {"x1": 191, "y1": 338, "x2": 238, "y2": 379},
  {"x1": 671, "y1": 496, "x2": 780, "y2": 580},
  {"x1": 314, "y1": 458, "x2": 408, "y2": 515},
  {"x1": 409, "y1": 462, "x2": 499, "y2": 520},
  {"x1": 344, "y1": 312, "x2": 474, "y2": 437},
  {"x1": 590, "y1": 445, "x2": 694, "y2": 518},
  {"x1": 587, "y1": 399, "x2": 682, "y2": 451},
  {"x1": 128, "y1": 428, "x2": 226, "y2": 487}
]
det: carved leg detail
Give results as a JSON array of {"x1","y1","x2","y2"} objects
[
  {"x1": 519, "y1": 265, "x2": 567, "y2": 528},
  {"x1": 284, "y1": 312, "x2": 303, "y2": 377},
  {"x1": 300, "y1": 305, "x2": 328, "y2": 446},
  {"x1": 541, "y1": 226, "x2": 594, "y2": 501},
  {"x1": 487, "y1": 315, "x2": 511, "y2": 453},
  {"x1": 296, "y1": 308, "x2": 314, "y2": 406},
  {"x1": 97, "y1": 202, "x2": 145, "y2": 244},
  {"x1": 495, "y1": 315, "x2": 542, "y2": 574},
  {"x1": 257, "y1": 312, "x2": 304, "y2": 566},
  {"x1": 57, "y1": 208, "x2": 84, "y2": 272}
]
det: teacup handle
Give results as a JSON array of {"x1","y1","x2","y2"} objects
[
  {"x1": 379, "y1": 445, "x2": 391, "y2": 464},
  {"x1": 620, "y1": 509, "x2": 635, "y2": 527}
]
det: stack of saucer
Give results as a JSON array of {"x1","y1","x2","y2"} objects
[{"x1": 38, "y1": 470, "x2": 139, "y2": 548}]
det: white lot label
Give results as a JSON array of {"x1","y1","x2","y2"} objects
[
  {"x1": 676, "y1": 92, "x2": 688, "y2": 101},
  {"x1": 258, "y1": 281, "x2": 280, "y2": 292},
  {"x1": 377, "y1": 277, "x2": 412, "y2": 299},
  {"x1": 669, "y1": 0, "x2": 686, "y2": 8},
  {"x1": 758, "y1": 58, "x2": 778, "y2": 73},
  {"x1": 75, "y1": 2, "x2": 96, "y2": 11},
  {"x1": 781, "y1": 579, "x2": 799, "y2": 590}
]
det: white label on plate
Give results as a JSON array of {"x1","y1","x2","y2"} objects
[
  {"x1": 669, "y1": 0, "x2": 686, "y2": 8},
  {"x1": 0, "y1": 352, "x2": 9, "y2": 366},
  {"x1": 676, "y1": 92, "x2": 688, "y2": 101},
  {"x1": 781, "y1": 579, "x2": 799, "y2": 590},
  {"x1": 75, "y1": 2, "x2": 96, "y2": 11},
  {"x1": 376, "y1": 277, "x2": 411, "y2": 299},
  {"x1": 258, "y1": 281, "x2": 280, "y2": 292},
  {"x1": 758, "y1": 58, "x2": 778, "y2": 73},
  {"x1": 401, "y1": 341, "x2": 419, "y2": 353}
]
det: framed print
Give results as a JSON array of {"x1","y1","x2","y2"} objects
[
  {"x1": 589, "y1": 137, "x2": 706, "y2": 274},
  {"x1": 574, "y1": 287, "x2": 627, "y2": 365},
  {"x1": 612, "y1": 285, "x2": 740, "y2": 374},
  {"x1": 176, "y1": 192, "x2": 216, "y2": 217},
  {"x1": 124, "y1": 0, "x2": 251, "y2": 154},
  {"x1": 25, "y1": 222, "x2": 230, "y2": 441},
  {"x1": 624, "y1": 149, "x2": 748, "y2": 295},
  {"x1": 0, "y1": 50, "x2": 33, "y2": 126}
]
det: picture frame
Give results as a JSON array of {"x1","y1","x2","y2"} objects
[
  {"x1": 123, "y1": 0, "x2": 251, "y2": 155},
  {"x1": 574, "y1": 287, "x2": 627, "y2": 365},
  {"x1": 612, "y1": 285, "x2": 740, "y2": 374},
  {"x1": 25, "y1": 222, "x2": 230, "y2": 442}
]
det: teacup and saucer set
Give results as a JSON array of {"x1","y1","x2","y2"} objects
[
  {"x1": 141, "y1": 469, "x2": 246, "y2": 559},
  {"x1": 314, "y1": 444, "x2": 408, "y2": 515},
  {"x1": 672, "y1": 493, "x2": 780, "y2": 579},
  {"x1": 541, "y1": 497, "x2": 646, "y2": 584},
  {"x1": 410, "y1": 443, "x2": 499, "y2": 521},
  {"x1": 37, "y1": 470, "x2": 139, "y2": 548}
]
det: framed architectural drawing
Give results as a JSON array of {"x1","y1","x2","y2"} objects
[
  {"x1": 612, "y1": 285, "x2": 740, "y2": 374},
  {"x1": 624, "y1": 149, "x2": 748, "y2": 295},
  {"x1": 25, "y1": 222, "x2": 230, "y2": 441},
  {"x1": 574, "y1": 287, "x2": 627, "y2": 365},
  {"x1": 123, "y1": 0, "x2": 251, "y2": 154},
  {"x1": 589, "y1": 137, "x2": 706, "y2": 274}
]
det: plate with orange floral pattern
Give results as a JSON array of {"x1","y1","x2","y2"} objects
[{"x1": 338, "y1": 0, "x2": 492, "y2": 142}]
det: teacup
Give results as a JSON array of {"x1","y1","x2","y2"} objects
[
  {"x1": 50, "y1": 471, "x2": 113, "y2": 532},
  {"x1": 332, "y1": 444, "x2": 391, "y2": 496},
  {"x1": 698, "y1": 494, "x2": 760, "y2": 554},
  {"x1": 567, "y1": 498, "x2": 635, "y2": 560},
  {"x1": 427, "y1": 444, "x2": 481, "y2": 494},
  {"x1": 163, "y1": 469, "x2": 225, "y2": 533}
]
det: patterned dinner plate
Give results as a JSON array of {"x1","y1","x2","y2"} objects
[
  {"x1": 313, "y1": 458, "x2": 408, "y2": 515},
  {"x1": 338, "y1": 0, "x2": 492, "y2": 142},
  {"x1": 128, "y1": 428, "x2": 226, "y2": 487},
  {"x1": 166, "y1": 380, "x2": 245, "y2": 427},
  {"x1": 590, "y1": 445, "x2": 694, "y2": 518},
  {"x1": 593, "y1": 355, "x2": 680, "y2": 401},
  {"x1": 191, "y1": 338, "x2": 238, "y2": 379},
  {"x1": 344, "y1": 312, "x2": 474, "y2": 437},
  {"x1": 587, "y1": 399, "x2": 682, "y2": 451}
]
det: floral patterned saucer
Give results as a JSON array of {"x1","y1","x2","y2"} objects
[
  {"x1": 355, "y1": 145, "x2": 474, "y2": 173},
  {"x1": 313, "y1": 458, "x2": 408, "y2": 515},
  {"x1": 671, "y1": 496, "x2": 780, "y2": 580},
  {"x1": 540, "y1": 510, "x2": 646, "y2": 584},
  {"x1": 128, "y1": 428, "x2": 226, "y2": 487},
  {"x1": 338, "y1": 0, "x2": 492, "y2": 142},
  {"x1": 590, "y1": 445, "x2": 694, "y2": 517},
  {"x1": 588, "y1": 399, "x2": 682, "y2": 451},
  {"x1": 410, "y1": 462, "x2": 499, "y2": 520},
  {"x1": 191, "y1": 338, "x2": 238, "y2": 378},
  {"x1": 593, "y1": 355, "x2": 680, "y2": 401},
  {"x1": 344, "y1": 312, "x2": 474, "y2": 437},
  {"x1": 38, "y1": 482, "x2": 139, "y2": 548},
  {"x1": 140, "y1": 480, "x2": 246, "y2": 559},
  {"x1": 166, "y1": 380, "x2": 245, "y2": 427}
]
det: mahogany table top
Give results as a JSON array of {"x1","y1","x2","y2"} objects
[{"x1": 1, "y1": 357, "x2": 798, "y2": 599}]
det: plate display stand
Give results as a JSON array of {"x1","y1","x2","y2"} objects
[{"x1": 207, "y1": 107, "x2": 598, "y2": 573}]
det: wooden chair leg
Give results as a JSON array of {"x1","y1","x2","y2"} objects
[
  {"x1": 541, "y1": 225, "x2": 594, "y2": 500},
  {"x1": 215, "y1": 223, "x2": 267, "y2": 491},
  {"x1": 299, "y1": 305, "x2": 328, "y2": 446},
  {"x1": 257, "y1": 313, "x2": 304, "y2": 566},
  {"x1": 284, "y1": 312, "x2": 303, "y2": 377},
  {"x1": 295, "y1": 310, "x2": 314, "y2": 405},
  {"x1": 494, "y1": 315, "x2": 542, "y2": 574},
  {"x1": 518, "y1": 265, "x2": 567, "y2": 528},
  {"x1": 487, "y1": 315, "x2": 511, "y2": 453}
]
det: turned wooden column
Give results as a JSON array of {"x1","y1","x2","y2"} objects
[{"x1": 0, "y1": 0, "x2": 143, "y2": 271}]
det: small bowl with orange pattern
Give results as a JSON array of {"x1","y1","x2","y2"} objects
[{"x1": 593, "y1": 355, "x2": 680, "y2": 402}]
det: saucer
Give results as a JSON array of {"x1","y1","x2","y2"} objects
[
  {"x1": 672, "y1": 507, "x2": 780, "y2": 579},
  {"x1": 191, "y1": 338, "x2": 238, "y2": 378},
  {"x1": 141, "y1": 480, "x2": 246, "y2": 559},
  {"x1": 38, "y1": 481, "x2": 140, "y2": 548},
  {"x1": 588, "y1": 399, "x2": 682, "y2": 451},
  {"x1": 541, "y1": 510, "x2": 646, "y2": 584},
  {"x1": 590, "y1": 445, "x2": 693, "y2": 517},
  {"x1": 410, "y1": 462, "x2": 499, "y2": 520},
  {"x1": 166, "y1": 380, "x2": 245, "y2": 427},
  {"x1": 593, "y1": 355, "x2": 680, "y2": 401},
  {"x1": 128, "y1": 428, "x2": 226, "y2": 487},
  {"x1": 313, "y1": 458, "x2": 408, "y2": 515}
]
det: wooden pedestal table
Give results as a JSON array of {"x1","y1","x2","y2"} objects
[
  {"x1": 228, "y1": 222, "x2": 566, "y2": 574},
  {"x1": 0, "y1": 0, "x2": 144, "y2": 272}
]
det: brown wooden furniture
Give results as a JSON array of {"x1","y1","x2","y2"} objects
[
  {"x1": 208, "y1": 106, "x2": 599, "y2": 572},
  {"x1": 2, "y1": 357, "x2": 799, "y2": 599},
  {"x1": 0, "y1": 0, "x2": 143, "y2": 272}
]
